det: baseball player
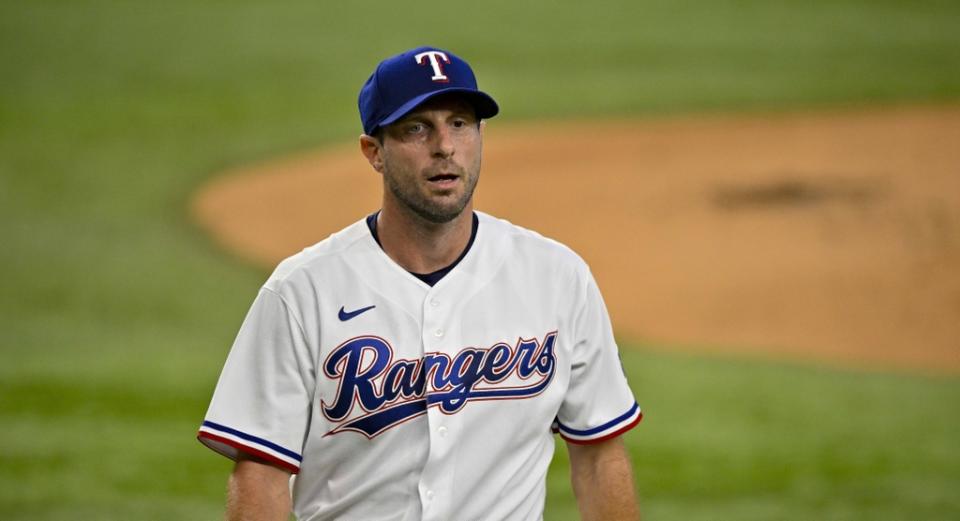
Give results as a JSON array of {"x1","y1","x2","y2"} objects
[{"x1": 198, "y1": 46, "x2": 642, "y2": 521}]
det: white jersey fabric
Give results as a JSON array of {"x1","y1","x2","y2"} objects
[{"x1": 198, "y1": 211, "x2": 641, "y2": 521}]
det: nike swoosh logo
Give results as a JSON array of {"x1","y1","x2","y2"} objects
[{"x1": 338, "y1": 305, "x2": 376, "y2": 321}]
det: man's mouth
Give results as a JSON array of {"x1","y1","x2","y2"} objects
[{"x1": 428, "y1": 173, "x2": 459, "y2": 186}]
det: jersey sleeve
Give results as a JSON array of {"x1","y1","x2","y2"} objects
[
  {"x1": 556, "y1": 270, "x2": 642, "y2": 444},
  {"x1": 197, "y1": 287, "x2": 315, "y2": 473}
]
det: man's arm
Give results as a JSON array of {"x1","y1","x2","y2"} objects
[
  {"x1": 567, "y1": 436, "x2": 640, "y2": 521},
  {"x1": 225, "y1": 452, "x2": 292, "y2": 521}
]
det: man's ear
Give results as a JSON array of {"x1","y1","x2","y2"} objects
[{"x1": 359, "y1": 134, "x2": 384, "y2": 173}]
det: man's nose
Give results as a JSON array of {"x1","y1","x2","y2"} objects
[{"x1": 431, "y1": 125, "x2": 455, "y2": 158}]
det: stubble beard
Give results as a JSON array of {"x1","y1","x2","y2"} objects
[{"x1": 383, "y1": 161, "x2": 480, "y2": 224}]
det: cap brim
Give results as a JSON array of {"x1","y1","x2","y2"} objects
[{"x1": 376, "y1": 87, "x2": 499, "y2": 132}]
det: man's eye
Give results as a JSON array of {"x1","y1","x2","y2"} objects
[{"x1": 406, "y1": 123, "x2": 425, "y2": 134}]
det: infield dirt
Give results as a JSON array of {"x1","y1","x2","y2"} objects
[{"x1": 192, "y1": 105, "x2": 960, "y2": 374}]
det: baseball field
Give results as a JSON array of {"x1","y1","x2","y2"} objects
[{"x1": 2, "y1": 1, "x2": 960, "y2": 520}]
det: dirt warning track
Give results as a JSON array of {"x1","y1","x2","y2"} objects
[{"x1": 192, "y1": 105, "x2": 960, "y2": 374}]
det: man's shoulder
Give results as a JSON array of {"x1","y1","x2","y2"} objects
[
  {"x1": 264, "y1": 216, "x2": 371, "y2": 289},
  {"x1": 476, "y1": 211, "x2": 589, "y2": 271}
]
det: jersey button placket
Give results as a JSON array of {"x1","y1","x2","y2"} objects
[
  {"x1": 421, "y1": 292, "x2": 447, "y2": 348},
  {"x1": 420, "y1": 291, "x2": 454, "y2": 521}
]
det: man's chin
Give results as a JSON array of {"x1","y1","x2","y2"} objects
[{"x1": 411, "y1": 201, "x2": 470, "y2": 224}]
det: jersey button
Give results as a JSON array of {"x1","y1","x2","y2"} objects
[
  {"x1": 434, "y1": 328, "x2": 443, "y2": 337},
  {"x1": 425, "y1": 490, "x2": 435, "y2": 501},
  {"x1": 430, "y1": 298, "x2": 440, "y2": 307},
  {"x1": 438, "y1": 426, "x2": 448, "y2": 437}
]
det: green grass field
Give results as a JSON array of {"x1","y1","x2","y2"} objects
[{"x1": 2, "y1": 1, "x2": 959, "y2": 519}]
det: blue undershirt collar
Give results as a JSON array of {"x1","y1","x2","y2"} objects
[{"x1": 365, "y1": 211, "x2": 479, "y2": 287}]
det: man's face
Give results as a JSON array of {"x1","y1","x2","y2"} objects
[{"x1": 375, "y1": 95, "x2": 482, "y2": 224}]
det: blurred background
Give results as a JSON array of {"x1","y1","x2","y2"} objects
[{"x1": 2, "y1": 1, "x2": 959, "y2": 519}]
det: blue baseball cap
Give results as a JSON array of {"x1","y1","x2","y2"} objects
[{"x1": 358, "y1": 46, "x2": 499, "y2": 135}]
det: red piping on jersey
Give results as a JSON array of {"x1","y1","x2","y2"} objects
[
  {"x1": 560, "y1": 411, "x2": 643, "y2": 445},
  {"x1": 197, "y1": 431, "x2": 300, "y2": 474}
]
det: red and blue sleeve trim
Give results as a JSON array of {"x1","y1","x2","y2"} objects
[
  {"x1": 556, "y1": 402, "x2": 642, "y2": 445},
  {"x1": 197, "y1": 420, "x2": 302, "y2": 474}
]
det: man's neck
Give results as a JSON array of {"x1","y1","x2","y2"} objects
[{"x1": 376, "y1": 203, "x2": 474, "y2": 275}]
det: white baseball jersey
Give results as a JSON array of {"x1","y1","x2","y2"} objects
[{"x1": 198, "y1": 211, "x2": 641, "y2": 521}]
